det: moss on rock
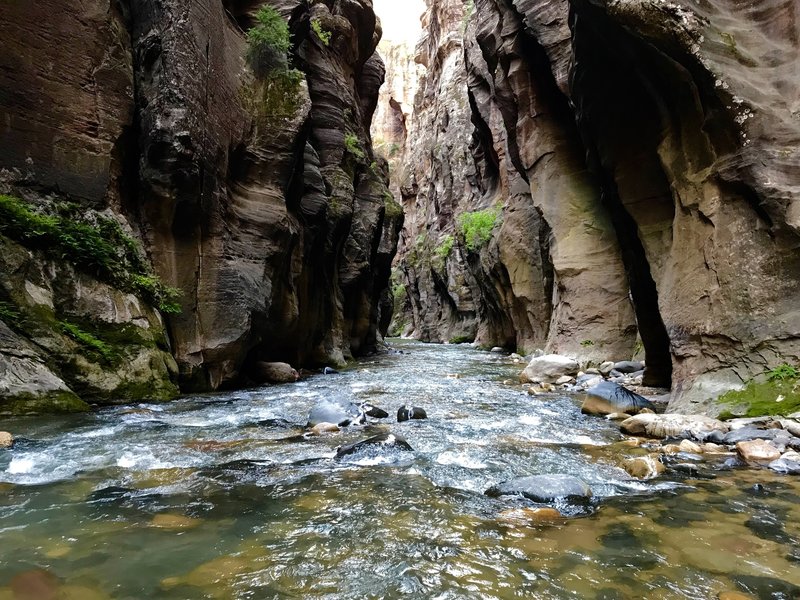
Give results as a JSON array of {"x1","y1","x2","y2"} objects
[
  {"x1": 1, "y1": 390, "x2": 90, "y2": 416},
  {"x1": 717, "y1": 377, "x2": 800, "y2": 419}
]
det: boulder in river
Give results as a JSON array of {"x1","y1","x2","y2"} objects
[
  {"x1": 485, "y1": 474, "x2": 592, "y2": 503},
  {"x1": 307, "y1": 400, "x2": 365, "y2": 427},
  {"x1": 397, "y1": 406, "x2": 427, "y2": 422},
  {"x1": 335, "y1": 432, "x2": 413, "y2": 458},
  {"x1": 620, "y1": 413, "x2": 728, "y2": 439},
  {"x1": 736, "y1": 440, "x2": 782, "y2": 465},
  {"x1": 360, "y1": 402, "x2": 389, "y2": 419},
  {"x1": 519, "y1": 355, "x2": 579, "y2": 384},
  {"x1": 768, "y1": 451, "x2": 800, "y2": 475},
  {"x1": 722, "y1": 426, "x2": 798, "y2": 446},
  {"x1": 253, "y1": 362, "x2": 299, "y2": 384},
  {"x1": 0, "y1": 431, "x2": 13, "y2": 449},
  {"x1": 323, "y1": 367, "x2": 339, "y2": 375},
  {"x1": 613, "y1": 361, "x2": 644, "y2": 374},
  {"x1": 623, "y1": 456, "x2": 665, "y2": 480},
  {"x1": 581, "y1": 381, "x2": 656, "y2": 416}
]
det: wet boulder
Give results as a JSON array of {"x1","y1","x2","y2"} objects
[
  {"x1": 736, "y1": 440, "x2": 782, "y2": 465},
  {"x1": 485, "y1": 474, "x2": 592, "y2": 503},
  {"x1": 519, "y1": 354, "x2": 579, "y2": 384},
  {"x1": 307, "y1": 400, "x2": 365, "y2": 428},
  {"x1": 623, "y1": 455, "x2": 665, "y2": 480},
  {"x1": 613, "y1": 361, "x2": 644, "y2": 374},
  {"x1": 769, "y1": 450, "x2": 800, "y2": 475},
  {"x1": 323, "y1": 367, "x2": 339, "y2": 375},
  {"x1": 0, "y1": 431, "x2": 13, "y2": 449},
  {"x1": 397, "y1": 405, "x2": 427, "y2": 422},
  {"x1": 722, "y1": 427, "x2": 797, "y2": 445},
  {"x1": 335, "y1": 432, "x2": 413, "y2": 458},
  {"x1": 620, "y1": 413, "x2": 728, "y2": 439},
  {"x1": 253, "y1": 362, "x2": 299, "y2": 384},
  {"x1": 360, "y1": 402, "x2": 389, "y2": 419},
  {"x1": 581, "y1": 381, "x2": 656, "y2": 416}
]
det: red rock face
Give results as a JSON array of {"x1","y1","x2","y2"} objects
[
  {"x1": 0, "y1": 0, "x2": 401, "y2": 399},
  {"x1": 391, "y1": 0, "x2": 800, "y2": 413}
]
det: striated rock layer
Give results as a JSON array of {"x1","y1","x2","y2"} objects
[
  {"x1": 390, "y1": 0, "x2": 800, "y2": 414},
  {"x1": 0, "y1": 0, "x2": 401, "y2": 412}
]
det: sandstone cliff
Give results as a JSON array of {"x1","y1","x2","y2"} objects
[
  {"x1": 390, "y1": 0, "x2": 800, "y2": 413},
  {"x1": 0, "y1": 0, "x2": 400, "y2": 413}
]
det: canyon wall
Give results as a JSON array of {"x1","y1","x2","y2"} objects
[
  {"x1": 0, "y1": 0, "x2": 401, "y2": 412},
  {"x1": 391, "y1": 0, "x2": 800, "y2": 413}
]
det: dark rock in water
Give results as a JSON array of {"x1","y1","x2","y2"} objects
[
  {"x1": 257, "y1": 418, "x2": 297, "y2": 429},
  {"x1": 307, "y1": 400, "x2": 365, "y2": 427},
  {"x1": 253, "y1": 362, "x2": 300, "y2": 384},
  {"x1": 769, "y1": 453, "x2": 800, "y2": 475},
  {"x1": 581, "y1": 381, "x2": 656, "y2": 416},
  {"x1": 360, "y1": 402, "x2": 389, "y2": 419},
  {"x1": 722, "y1": 427, "x2": 796, "y2": 445},
  {"x1": 732, "y1": 574, "x2": 800, "y2": 599},
  {"x1": 485, "y1": 474, "x2": 592, "y2": 503},
  {"x1": 397, "y1": 405, "x2": 427, "y2": 422},
  {"x1": 335, "y1": 432, "x2": 414, "y2": 458},
  {"x1": 613, "y1": 361, "x2": 644, "y2": 374},
  {"x1": 323, "y1": 367, "x2": 339, "y2": 375},
  {"x1": 699, "y1": 429, "x2": 727, "y2": 444}
]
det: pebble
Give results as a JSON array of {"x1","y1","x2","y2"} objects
[{"x1": 555, "y1": 375, "x2": 575, "y2": 385}]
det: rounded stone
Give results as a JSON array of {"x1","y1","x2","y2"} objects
[
  {"x1": 486, "y1": 474, "x2": 592, "y2": 503},
  {"x1": 0, "y1": 431, "x2": 13, "y2": 449}
]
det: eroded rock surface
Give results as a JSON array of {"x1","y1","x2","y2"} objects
[
  {"x1": 0, "y1": 0, "x2": 401, "y2": 411},
  {"x1": 387, "y1": 0, "x2": 800, "y2": 413}
]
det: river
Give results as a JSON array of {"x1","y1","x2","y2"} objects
[{"x1": 1, "y1": 340, "x2": 799, "y2": 599}]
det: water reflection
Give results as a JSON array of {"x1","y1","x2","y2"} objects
[{"x1": 0, "y1": 341, "x2": 799, "y2": 599}]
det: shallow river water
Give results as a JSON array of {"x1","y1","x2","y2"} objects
[{"x1": 1, "y1": 340, "x2": 799, "y2": 599}]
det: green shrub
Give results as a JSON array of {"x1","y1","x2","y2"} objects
[
  {"x1": 0, "y1": 301, "x2": 21, "y2": 323},
  {"x1": 767, "y1": 363, "x2": 799, "y2": 382},
  {"x1": 457, "y1": 207, "x2": 500, "y2": 251},
  {"x1": 580, "y1": 339, "x2": 594, "y2": 347},
  {"x1": 344, "y1": 133, "x2": 365, "y2": 160},
  {"x1": 246, "y1": 6, "x2": 291, "y2": 77},
  {"x1": 241, "y1": 68, "x2": 304, "y2": 126},
  {"x1": 0, "y1": 195, "x2": 180, "y2": 314},
  {"x1": 434, "y1": 235, "x2": 454, "y2": 261},
  {"x1": 311, "y1": 18, "x2": 332, "y2": 46},
  {"x1": 60, "y1": 321, "x2": 115, "y2": 362}
]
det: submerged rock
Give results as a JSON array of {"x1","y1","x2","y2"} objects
[
  {"x1": 485, "y1": 474, "x2": 592, "y2": 503},
  {"x1": 308, "y1": 422, "x2": 341, "y2": 435},
  {"x1": 620, "y1": 413, "x2": 728, "y2": 439},
  {"x1": 497, "y1": 507, "x2": 564, "y2": 526},
  {"x1": 335, "y1": 432, "x2": 413, "y2": 458},
  {"x1": 307, "y1": 400, "x2": 365, "y2": 428},
  {"x1": 520, "y1": 355, "x2": 579, "y2": 384},
  {"x1": 581, "y1": 381, "x2": 656, "y2": 416},
  {"x1": 253, "y1": 362, "x2": 299, "y2": 384},
  {"x1": 397, "y1": 405, "x2": 427, "y2": 422}
]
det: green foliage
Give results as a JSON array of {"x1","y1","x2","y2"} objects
[
  {"x1": 383, "y1": 191, "x2": 403, "y2": 219},
  {"x1": 457, "y1": 207, "x2": 500, "y2": 251},
  {"x1": 717, "y1": 376, "x2": 800, "y2": 419},
  {"x1": 580, "y1": 339, "x2": 594, "y2": 347},
  {"x1": 60, "y1": 321, "x2": 115, "y2": 363},
  {"x1": 311, "y1": 18, "x2": 332, "y2": 46},
  {"x1": 0, "y1": 301, "x2": 21, "y2": 323},
  {"x1": 434, "y1": 235, "x2": 454, "y2": 261},
  {"x1": 0, "y1": 195, "x2": 180, "y2": 314},
  {"x1": 241, "y1": 68, "x2": 304, "y2": 127},
  {"x1": 767, "y1": 363, "x2": 799, "y2": 382},
  {"x1": 344, "y1": 133, "x2": 366, "y2": 160},
  {"x1": 246, "y1": 6, "x2": 291, "y2": 77}
]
